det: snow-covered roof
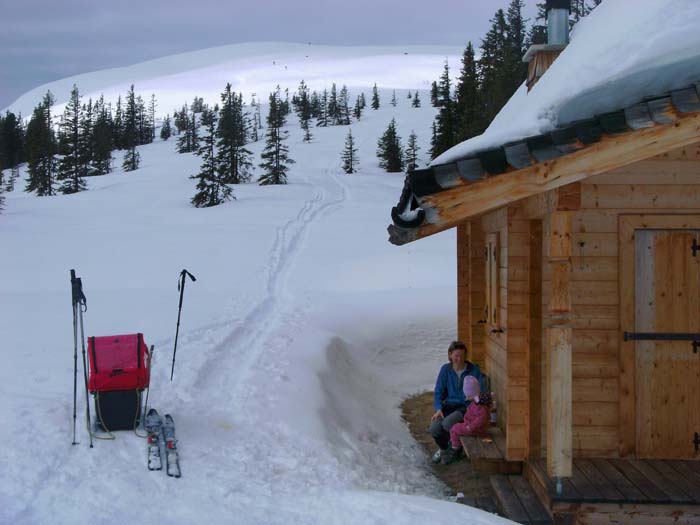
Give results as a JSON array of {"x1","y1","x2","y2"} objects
[
  {"x1": 432, "y1": 0, "x2": 700, "y2": 166},
  {"x1": 388, "y1": 0, "x2": 700, "y2": 246}
]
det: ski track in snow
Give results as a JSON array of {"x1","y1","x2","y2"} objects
[{"x1": 189, "y1": 170, "x2": 348, "y2": 405}]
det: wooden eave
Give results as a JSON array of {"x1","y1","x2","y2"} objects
[{"x1": 388, "y1": 84, "x2": 700, "y2": 246}]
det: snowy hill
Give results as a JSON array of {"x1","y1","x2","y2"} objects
[
  {"x1": 4, "y1": 42, "x2": 461, "y2": 118},
  {"x1": 0, "y1": 44, "x2": 511, "y2": 524}
]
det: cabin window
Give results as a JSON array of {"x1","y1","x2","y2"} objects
[{"x1": 485, "y1": 233, "x2": 500, "y2": 329}]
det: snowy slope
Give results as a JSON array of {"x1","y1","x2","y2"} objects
[
  {"x1": 4, "y1": 42, "x2": 461, "y2": 119},
  {"x1": 0, "y1": 45, "x2": 512, "y2": 524}
]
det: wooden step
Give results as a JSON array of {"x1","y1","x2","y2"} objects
[
  {"x1": 456, "y1": 495, "x2": 499, "y2": 515},
  {"x1": 460, "y1": 428, "x2": 523, "y2": 474},
  {"x1": 490, "y1": 475, "x2": 552, "y2": 525}
]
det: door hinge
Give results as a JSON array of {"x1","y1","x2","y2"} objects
[
  {"x1": 692, "y1": 238, "x2": 699, "y2": 257},
  {"x1": 693, "y1": 340, "x2": 699, "y2": 354},
  {"x1": 694, "y1": 432, "x2": 700, "y2": 452}
]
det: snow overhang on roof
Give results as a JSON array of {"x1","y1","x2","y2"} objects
[
  {"x1": 387, "y1": 0, "x2": 700, "y2": 246},
  {"x1": 388, "y1": 83, "x2": 700, "y2": 246}
]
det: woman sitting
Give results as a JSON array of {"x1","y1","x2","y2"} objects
[{"x1": 428, "y1": 340, "x2": 483, "y2": 463}]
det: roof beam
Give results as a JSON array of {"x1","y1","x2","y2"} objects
[{"x1": 388, "y1": 112, "x2": 700, "y2": 245}]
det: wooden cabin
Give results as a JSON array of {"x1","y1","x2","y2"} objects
[{"x1": 388, "y1": 29, "x2": 700, "y2": 525}]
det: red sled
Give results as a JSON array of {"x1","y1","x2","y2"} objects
[{"x1": 88, "y1": 333, "x2": 150, "y2": 392}]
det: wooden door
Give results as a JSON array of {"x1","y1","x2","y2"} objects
[{"x1": 635, "y1": 230, "x2": 700, "y2": 458}]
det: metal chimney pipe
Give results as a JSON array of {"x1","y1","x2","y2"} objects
[{"x1": 547, "y1": 0, "x2": 570, "y2": 46}]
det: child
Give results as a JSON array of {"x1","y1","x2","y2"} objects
[{"x1": 441, "y1": 375, "x2": 492, "y2": 465}]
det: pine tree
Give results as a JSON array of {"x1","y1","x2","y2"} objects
[
  {"x1": 216, "y1": 84, "x2": 252, "y2": 184},
  {"x1": 282, "y1": 88, "x2": 291, "y2": 116},
  {"x1": 190, "y1": 112, "x2": 199, "y2": 151},
  {"x1": 359, "y1": 92, "x2": 367, "y2": 109},
  {"x1": 430, "y1": 60, "x2": 456, "y2": 159},
  {"x1": 136, "y1": 95, "x2": 148, "y2": 145},
  {"x1": 391, "y1": 90, "x2": 398, "y2": 107},
  {"x1": 122, "y1": 147, "x2": 140, "y2": 172},
  {"x1": 148, "y1": 94, "x2": 157, "y2": 143},
  {"x1": 176, "y1": 106, "x2": 198, "y2": 154},
  {"x1": 160, "y1": 114, "x2": 172, "y2": 140},
  {"x1": 454, "y1": 41, "x2": 485, "y2": 142},
  {"x1": 91, "y1": 96, "x2": 113, "y2": 175},
  {"x1": 190, "y1": 96, "x2": 205, "y2": 113},
  {"x1": 412, "y1": 91, "x2": 422, "y2": 108},
  {"x1": 430, "y1": 81, "x2": 439, "y2": 106},
  {"x1": 407, "y1": 91, "x2": 412, "y2": 99},
  {"x1": 80, "y1": 98, "x2": 94, "y2": 176},
  {"x1": 341, "y1": 129, "x2": 359, "y2": 174},
  {"x1": 113, "y1": 96, "x2": 124, "y2": 149},
  {"x1": 56, "y1": 85, "x2": 87, "y2": 194},
  {"x1": 504, "y1": 0, "x2": 528, "y2": 94},
  {"x1": 122, "y1": 85, "x2": 141, "y2": 171},
  {"x1": 174, "y1": 105, "x2": 189, "y2": 135},
  {"x1": 405, "y1": 131, "x2": 420, "y2": 172},
  {"x1": 310, "y1": 91, "x2": 321, "y2": 118},
  {"x1": 0, "y1": 112, "x2": 7, "y2": 171},
  {"x1": 371, "y1": 84, "x2": 380, "y2": 110},
  {"x1": 25, "y1": 92, "x2": 57, "y2": 196},
  {"x1": 527, "y1": 2, "x2": 547, "y2": 46},
  {"x1": 191, "y1": 108, "x2": 233, "y2": 207},
  {"x1": 259, "y1": 87, "x2": 294, "y2": 185},
  {"x1": 479, "y1": 10, "x2": 510, "y2": 123},
  {"x1": 317, "y1": 89, "x2": 329, "y2": 127},
  {"x1": 296, "y1": 80, "x2": 313, "y2": 142},
  {"x1": 0, "y1": 110, "x2": 25, "y2": 176},
  {"x1": 376, "y1": 118, "x2": 404, "y2": 172},
  {"x1": 1, "y1": 110, "x2": 25, "y2": 193},
  {"x1": 328, "y1": 83, "x2": 339, "y2": 124},
  {"x1": 353, "y1": 95, "x2": 363, "y2": 120},
  {"x1": 338, "y1": 85, "x2": 351, "y2": 125}
]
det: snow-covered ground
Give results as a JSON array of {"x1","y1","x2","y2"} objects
[{"x1": 0, "y1": 45, "x2": 512, "y2": 524}]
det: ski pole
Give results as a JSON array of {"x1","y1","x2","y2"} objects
[
  {"x1": 170, "y1": 269, "x2": 196, "y2": 381},
  {"x1": 76, "y1": 277, "x2": 93, "y2": 448},
  {"x1": 70, "y1": 270, "x2": 79, "y2": 445}
]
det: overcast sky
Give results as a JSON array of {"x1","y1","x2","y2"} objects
[{"x1": 0, "y1": 0, "x2": 539, "y2": 110}]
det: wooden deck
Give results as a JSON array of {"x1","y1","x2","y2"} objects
[
  {"x1": 459, "y1": 428, "x2": 700, "y2": 522},
  {"x1": 523, "y1": 457, "x2": 700, "y2": 524},
  {"x1": 527, "y1": 458, "x2": 700, "y2": 506},
  {"x1": 459, "y1": 427, "x2": 523, "y2": 475}
]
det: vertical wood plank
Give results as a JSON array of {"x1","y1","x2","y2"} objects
[
  {"x1": 635, "y1": 230, "x2": 655, "y2": 457},
  {"x1": 546, "y1": 325, "x2": 573, "y2": 477},
  {"x1": 471, "y1": 223, "x2": 486, "y2": 366},
  {"x1": 457, "y1": 223, "x2": 471, "y2": 350},
  {"x1": 485, "y1": 235, "x2": 492, "y2": 327},
  {"x1": 546, "y1": 207, "x2": 573, "y2": 478},
  {"x1": 619, "y1": 216, "x2": 637, "y2": 456},
  {"x1": 529, "y1": 220, "x2": 543, "y2": 458},
  {"x1": 487, "y1": 232, "x2": 500, "y2": 329}
]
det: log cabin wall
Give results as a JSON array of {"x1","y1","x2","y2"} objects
[
  {"x1": 527, "y1": 143, "x2": 700, "y2": 459},
  {"x1": 504, "y1": 206, "x2": 532, "y2": 460},
  {"x1": 460, "y1": 205, "x2": 538, "y2": 460},
  {"x1": 479, "y1": 208, "x2": 510, "y2": 434}
]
